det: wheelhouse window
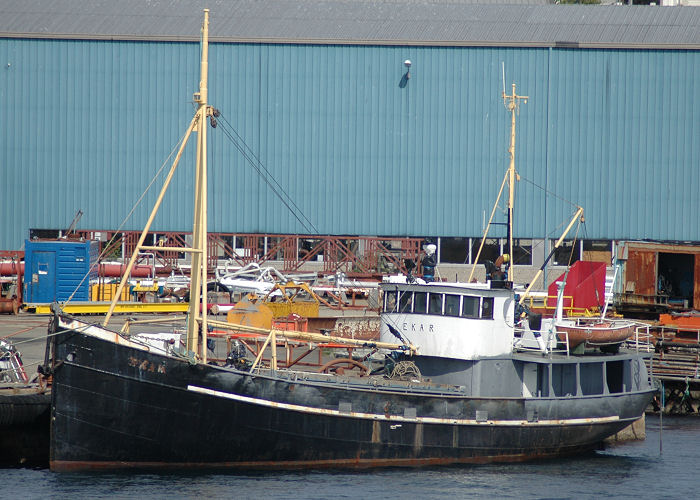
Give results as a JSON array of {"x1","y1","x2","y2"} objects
[
  {"x1": 428, "y1": 293, "x2": 443, "y2": 315},
  {"x1": 462, "y1": 296, "x2": 480, "y2": 318},
  {"x1": 399, "y1": 291, "x2": 413, "y2": 313},
  {"x1": 444, "y1": 294, "x2": 460, "y2": 317},
  {"x1": 403, "y1": 291, "x2": 496, "y2": 320},
  {"x1": 414, "y1": 292, "x2": 427, "y2": 313},
  {"x1": 384, "y1": 291, "x2": 397, "y2": 312},
  {"x1": 481, "y1": 297, "x2": 494, "y2": 319}
]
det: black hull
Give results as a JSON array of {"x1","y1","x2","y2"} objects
[
  {"x1": 49, "y1": 324, "x2": 654, "y2": 471},
  {"x1": 0, "y1": 388, "x2": 51, "y2": 467}
]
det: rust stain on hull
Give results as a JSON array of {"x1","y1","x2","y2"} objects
[
  {"x1": 50, "y1": 447, "x2": 597, "y2": 472},
  {"x1": 371, "y1": 420, "x2": 381, "y2": 443}
]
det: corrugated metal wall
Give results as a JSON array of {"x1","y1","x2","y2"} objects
[
  {"x1": 1, "y1": 38, "x2": 201, "y2": 247},
  {"x1": 1, "y1": 39, "x2": 698, "y2": 249},
  {"x1": 546, "y1": 48, "x2": 700, "y2": 241}
]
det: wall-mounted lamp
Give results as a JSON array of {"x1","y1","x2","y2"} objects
[{"x1": 404, "y1": 59, "x2": 412, "y2": 79}]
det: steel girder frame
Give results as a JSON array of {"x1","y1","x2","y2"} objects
[{"x1": 74, "y1": 230, "x2": 423, "y2": 277}]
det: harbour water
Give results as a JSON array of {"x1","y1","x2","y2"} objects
[{"x1": 3, "y1": 415, "x2": 697, "y2": 499}]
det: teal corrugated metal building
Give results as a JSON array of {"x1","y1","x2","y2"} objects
[{"x1": 1, "y1": 2, "x2": 699, "y2": 249}]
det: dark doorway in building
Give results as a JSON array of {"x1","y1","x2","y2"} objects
[
  {"x1": 441, "y1": 237, "x2": 469, "y2": 264},
  {"x1": 658, "y1": 252, "x2": 695, "y2": 309}
]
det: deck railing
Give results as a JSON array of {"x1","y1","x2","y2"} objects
[{"x1": 514, "y1": 320, "x2": 654, "y2": 357}]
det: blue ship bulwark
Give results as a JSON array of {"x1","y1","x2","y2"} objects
[{"x1": 24, "y1": 239, "x2": 98, "y2": 303}]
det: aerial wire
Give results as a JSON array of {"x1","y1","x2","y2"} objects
[
  {"x1": 63, "y1": 126, "x2": 192, "y2": 305},
  {"x1": 216, "y1": 111, "x2": 319, "y2": 235}
]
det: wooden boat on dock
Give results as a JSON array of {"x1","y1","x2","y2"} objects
[{"x1": 556, "y1": 319, "x2": 637, "y2": 349}]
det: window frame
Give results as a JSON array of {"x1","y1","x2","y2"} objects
[
  {"x1": 462, "y1": 296, "x2": 480, "y2": 318},
  {"x1": 444, "y1": 294, "x2": 461, "y2": 317},
  {"x1": 413, "y1": 291, "x2": 427, "y2": 314},
  {"x1": 384, "y1": 290, "x2": 398, "y2": 312},
  {"x1": 428, "y1": 293, "x2": 443, "y2": 315},
  {"x1": 399, "y1": 291, "x2": 413, "y2": 313},
  {"x1": 481, "y1": 297, "x2": 494, "y2": 319},
  {"x1": 550, "y1": 239, "x2": 581, "y2": 266}
]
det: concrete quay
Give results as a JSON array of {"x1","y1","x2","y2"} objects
[{"x1": 1, "y1": 312, "x2": 53, "y2": 377}]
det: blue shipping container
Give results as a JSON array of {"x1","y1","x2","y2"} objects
[{"x1": 24, "y1": 239, "x2": 99, "y2": 303}]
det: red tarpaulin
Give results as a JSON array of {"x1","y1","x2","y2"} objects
[{"x1": 547, "y1": 261, "x2": 607, "y2": 312}]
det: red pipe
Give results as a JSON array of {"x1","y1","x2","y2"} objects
[
  {"x1": 0, "y1": 262, "x2": 23, "y2": 275},
  {"x1": 99, "y1": 264, "x2": 153, "y2": 278},
  {"x1": 0, "y1": 262, "x2": 153, "y2": 277}
]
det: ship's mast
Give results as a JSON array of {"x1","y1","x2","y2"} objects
[
  {"x1": 187, "y1": 9, "x2": 210, "y2": 360},
  {"x1": 468, "y1": 83, "x2": 527, "y2": 283},
  {"x1": 503, "y1": 83, "x2": 528, "y2": 284},
  {"x1": 103, "y1": 10, "x2": 212, "y2": 362},
  {"x1": 468, "y1": 82, "x2": 584, "y2": 295}
]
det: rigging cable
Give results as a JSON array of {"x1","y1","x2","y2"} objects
[
  {"x1": 515, "y1": 172, "x2": 585, "y2": 269},
  {"x1": 63, "y1": 127, "x2": 193, "y2": 306},
  {"x1": 215, "y1": 112, "x2": 319, "y2": 235},
  {"x1": 519, "y1": 174, "x2": 580, "y2": 210}
]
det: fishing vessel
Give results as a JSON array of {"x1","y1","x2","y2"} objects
[{"x1": 45, "y1": 10, "x2": 655, "y2": 471}]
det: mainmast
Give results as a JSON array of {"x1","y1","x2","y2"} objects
[
  {"x1": 187, "y1": 9, "x2": 210, "y2": 360},
  {"x1": 103, "y1": 10, "x2": 212, "y2": 362},
  {"x1": 468, "y1": 81, "x2": 584, "y2": 297}
]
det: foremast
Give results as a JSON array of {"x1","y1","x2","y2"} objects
[
  {"x1": 188, "y1": 9, "x2": 210, "y2": 358},
  {"x1": 102, "y1": 10, "x2": 212, "y2": 361}
]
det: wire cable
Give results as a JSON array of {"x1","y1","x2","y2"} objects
[
  {"x1": 216, "y1": 112, "x2": 319, "y2": 235},
  {"x1": 63, "y1": 128, "x2": 191, "y2": 305}
]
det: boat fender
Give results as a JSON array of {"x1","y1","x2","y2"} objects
[
  {"x1": 531, "y1": 329, "x2": 547, "y2": 353},
  {"x1": 387, "y1": 323, "x2": 406, "y2": 344},
  {"x1": 528, "y1": 312, "x2": 542, "y2": 331},
  {"x1": 185, "y1": 351, "x2": 198, "y2": 365}
]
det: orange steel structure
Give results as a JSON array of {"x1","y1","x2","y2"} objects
[{"x1": 74, "y1": 230, "x2": 423, "y2": 277}]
